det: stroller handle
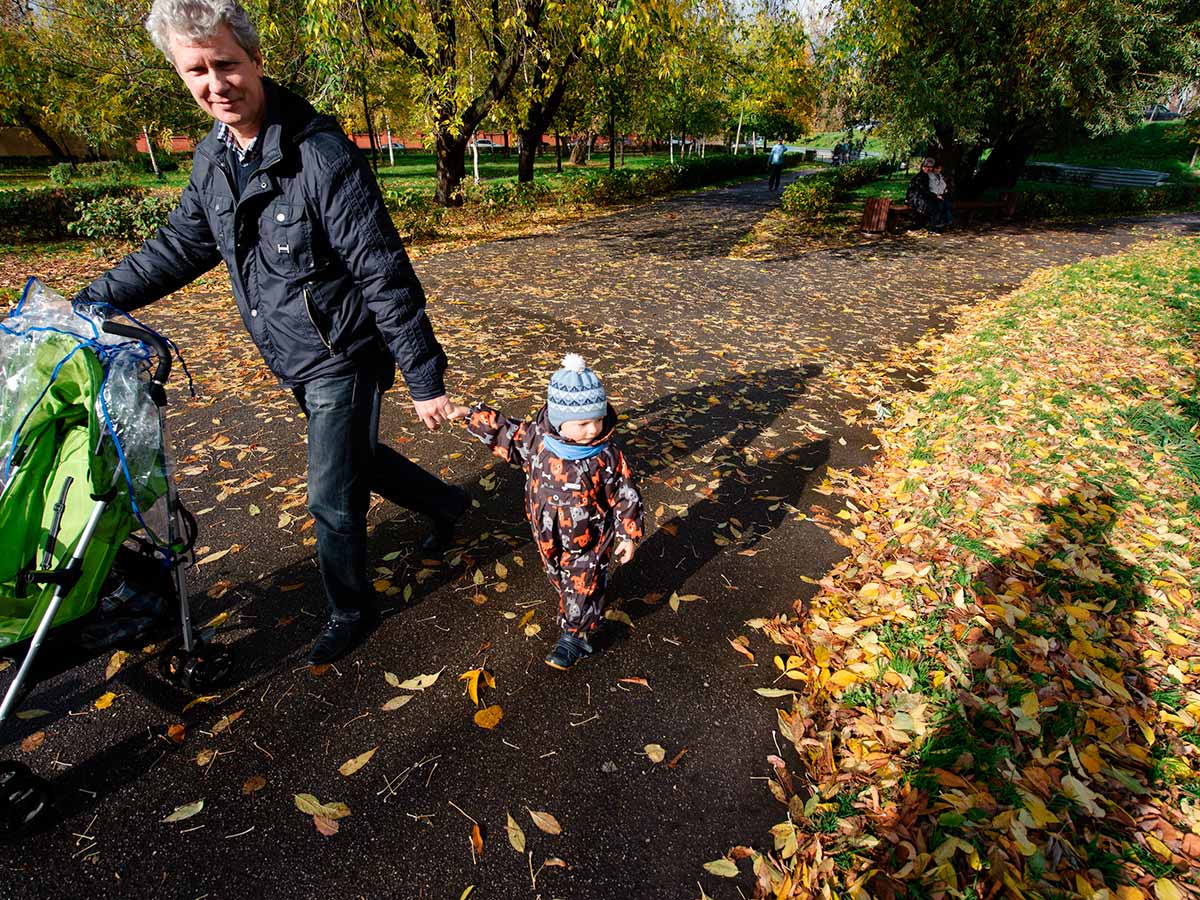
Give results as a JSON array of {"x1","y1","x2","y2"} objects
[{"x1": 101, "y1": 321, "x2": 172, "y2": 386}]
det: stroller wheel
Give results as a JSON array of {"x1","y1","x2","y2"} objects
[
  {"x1": 160, "y1": 638, "x2": 234, "y2": 693},
  {"x1": 0, "y1": 761, "x2": 52, "y2": 834}
]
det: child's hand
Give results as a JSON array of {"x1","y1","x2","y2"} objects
[
  {"x1": 447, "y1": 403, "x2": 472, "y2": 421},
  {"x1": 614, "y1": 540, "x2": 635, "y2": 566}
]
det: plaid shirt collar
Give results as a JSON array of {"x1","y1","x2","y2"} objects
[{"x1": 215, "y1": 121, "x2": 260, "y2": 164}]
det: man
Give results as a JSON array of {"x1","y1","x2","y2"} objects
[
  {"x1": 905, "y1": 156, "x2": 953, "y2": 232},
  {"x1": 74, "y1": 0, "x2": 467, "y2": 665},
  {"x1": 767, "y1": 138, "x2": 787, "y2": 191}
]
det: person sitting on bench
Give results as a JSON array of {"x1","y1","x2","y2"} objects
[{"x1": 906, "y1": 157, "x2": 953, "y2": 232}]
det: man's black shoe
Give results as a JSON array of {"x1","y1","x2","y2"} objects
[
  {"x1": 307, "y1": 612, "x2": 377, "y2": 666},
  {"x1": 419, "y1": 486, "x2": 470, "y2": 556}
]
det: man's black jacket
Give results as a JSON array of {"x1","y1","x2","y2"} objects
[{"x1": 77, "y1": 79, "x2": 447, "y2": 399}]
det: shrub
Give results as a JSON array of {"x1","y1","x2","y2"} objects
[
  {"x1": 77, "y1": 160, "x2": 138, "y2": 181},
  {"x1": 781, "y1": 179, "x2": 837, "y2": 216},
  {"x1": 384, "y1": 188, "x2": 445, "y2": 238},
  {"x1": 68, "y1": 192, "x2": 179, "y2": 241},
  {"x1": 0, "y1": 184, "x2": 141, "y2": 242},
  {"x1": 48, "y1": 163, "x2": 75, "y2": 187},
  {"x1": 1018, "y1": 182, "x2": 1200, "y2": 219}
]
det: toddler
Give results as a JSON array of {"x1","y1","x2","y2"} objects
[{"x1": 452, "y1": 354, "x2": 642, "y2": 669}]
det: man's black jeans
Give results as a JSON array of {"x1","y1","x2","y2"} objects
[
  {"x1": 294, "y1": 369, "x2": 459, "y2": 622},
  {"x1": 768, "y1": 163, "x2": 783, "y2": 191}
]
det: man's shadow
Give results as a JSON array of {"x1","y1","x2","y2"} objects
[{"x1": 861, "y1": 489, "x2": 1180, "y2": 899}]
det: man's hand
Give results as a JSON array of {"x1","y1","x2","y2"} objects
[
  {"x1": 614, "y1": 540, "x2": 635, "y2": 566},
  {"x1": 413, "y1": 395, "x2": 465, "y2": 431}
]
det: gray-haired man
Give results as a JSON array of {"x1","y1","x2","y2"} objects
[{"x1": 75, "y1": 0, "x2": 468, "y2": 665}]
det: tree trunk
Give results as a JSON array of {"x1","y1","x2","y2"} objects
[
  {"x1": 18, "y1": 111, "x2": 72, "y2": 162},
  {"x1": 435, "y1": 133, "x2": 469, "y2": 206},
  {"x1": 555, "y1": 132, "x2": 563, "y2": 173},
  {"x1": 568, "y1": 135, "x2": 588, "y2": 166},
  {"x1": 142, "y1": 126, "x2": 160, "y2": 177},
  {"x1": 503, "y1": 129, "x2": 510, "y2": 157},
  {"x1": 517, "y1": 127, "x2": 539, "y2": 182},
  {"x1": 966, "y1": 134, "x2": 1034, "y2": 198},
  {"x1": 361, "y1": 86, "x2": 378, "y2": 171},
  {"x1": 608, "y1": 110, "x2": 616, "y2": 173}
]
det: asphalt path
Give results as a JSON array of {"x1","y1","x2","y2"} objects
[{"x1": 2, "y1": 176, "x2": 1197, "y2": 899}]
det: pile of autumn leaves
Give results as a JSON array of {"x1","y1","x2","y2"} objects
[{"x1": 749, "y1": 238, "x2": 1200, "y2": 899}]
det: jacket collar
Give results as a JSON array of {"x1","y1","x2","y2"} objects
[
  {"x1": 535, "y1": 404, "x2": 619, "y2": 447},
  {"x1": 196, "y1": 77, "x2": 328, "y2": 174}
]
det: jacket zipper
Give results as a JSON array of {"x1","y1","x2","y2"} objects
[{"x1": 303, "y1": 284, "x2": 336, "y2": 356}]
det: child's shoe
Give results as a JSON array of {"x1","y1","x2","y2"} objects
[{"x1": 545, "y1": 632, "x2": 594, "y2": 670}]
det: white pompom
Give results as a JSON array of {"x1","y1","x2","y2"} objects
[{"x1": 561, "y1": 353, "x2": 587, "y2": 373}]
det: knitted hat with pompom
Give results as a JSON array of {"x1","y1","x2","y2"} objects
[{"x1": 547, "y1": 353, "x2": 607, "y2": 429}]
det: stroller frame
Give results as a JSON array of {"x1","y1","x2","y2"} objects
[{"x1": 1, "y1": 308, "x2": 232, "y2": 833}]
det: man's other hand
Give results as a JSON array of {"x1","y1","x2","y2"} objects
[{"x1": 413, "y1": 395, "x2": 461, "y2": 430}]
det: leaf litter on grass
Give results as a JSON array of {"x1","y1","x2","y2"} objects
[{"x1": 735, "y1": 237, "x2": 1200, "y2": 899}]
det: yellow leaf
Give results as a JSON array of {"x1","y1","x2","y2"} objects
[
  {"x1": 182, "y1": 694, "x2": 219, "y2": 713},
  {"x1": 506, "y1": 812, "x2": 526, "y2": 852},
  {"x1": 94, "y1": 691, "x2": 117, "y2": 710},
  {"x1": 162, "y1": 799, "x2": 204, "y2": 823},
  {"x1": 293, "y1": 794, "x2": 351, "y2": 820},
  {"x1": 105, "y1": 650, "x2": 130, "y2": 680},
  {"x1": 459, "y1": 669, "x2": 483, "y2": 706},
  {"x1": 644, "y1": 743, "x2": 666, "y2": 763},
  {"x1": 398, "y1": 669, "x2": 442, "y2": 691},
  {"x1": 381, "y1": 695, "x2": 413, "y2": 711},
  {"x1": 826, "y1": 669, "x2": 859, "y2": 689},
  {"x1": 474, "y1": 705, "x2": 503, "y2": 729},
  {"x1": 1154, "y1": 879, "x2": 1183, "y2": 900},
  {"x1": 338, "y1": 746, "x2": 378, "y2": 776}
]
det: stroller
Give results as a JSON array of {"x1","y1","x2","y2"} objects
[{"x1": 0, "y1": 278, "x2": 233, "y2": 834}]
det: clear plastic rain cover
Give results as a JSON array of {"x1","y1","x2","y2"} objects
[{"x1": 0, "y1": 277, "x2": 171, "y2": 541}]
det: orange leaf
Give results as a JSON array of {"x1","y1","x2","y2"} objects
[
  {"x1": 471, "y1": 823, "x2": 484, "y2": 857},
  {"x1": 474, "y1": 705, "x2": 503, "y2": 729}
]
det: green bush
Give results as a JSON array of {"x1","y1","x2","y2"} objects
[
  {"x1": 384, "y1": 187, "x2": 445, "y2": 238},
  {"x1": 77, "y1": 160, "x2": 137, "y2": 180},
  {"x1": 1018, "y1": 182, "x2": 1200, "y2": 219},
  {"x1": 0, "y1": 184, "x2": 142, "y2": 241},
  {"x1": 68, "y1": 192, "x2": 179, "y2": 241},
  {"x1": 47, "y1": 163, "x2": 75, "y2": 187},
  {"x1": 780, "y1": 179, "x2": 837, "y2": 216}
]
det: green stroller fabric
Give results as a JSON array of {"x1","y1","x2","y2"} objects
[{"x1": 0, "y1": 334, "x2": 138, "y2": 648}]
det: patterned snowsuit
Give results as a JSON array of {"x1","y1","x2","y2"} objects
[{"x1": 466, "y1": 404, "x2": 643, "y2": 635}]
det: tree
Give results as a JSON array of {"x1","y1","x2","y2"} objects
[
  {"x1": 827, "y1": 0, "x2": 1200, "y2": 195},
  {"x1": 308, "y1": 0, "x2": 548, "y2": 205}
]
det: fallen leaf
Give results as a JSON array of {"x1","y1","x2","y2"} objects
[
  {"x1": 211, "y1": 709, "x2": 244, "y2": 735},
  {"x1": 94, "y1": 691, "x2": 117, "y2": 710},
  {"x1": 603, "y1": 608, "x2": 634, "y2": 627},
  {"x1": 313, "y1": 814, "x2": 340, "y2": 836},
  {"x1": 754, "y1": 688, "x2": 796, "y2": 698},
  {"x1": 162, "y1": 799, "x2": 204, "y2": 823},
  {"x1": 15, "y1": 709, "x2": 50, "y2": 720},
  {"x1": 506, "y1": 812, "x2": 526, "y2": 852},
  {"x1": 384, "y1": 671, "x2": 401, "y2": 687},
  {"x1": 338, "y1": 746, "x2": 378, "y2": 776},
  {"x1": 474, "y1": 705, "x2": 504, "y2": 729},
  {"x1": 196, "y1": 748, "x2": 216, "y2": 766},
  {"x1": 644, "y1": 743, "x2": 666, "y2": 763},
  {"x1": 524, "y1": 623, "x2": 542, "y2": 638},
  {"x1": 668, "y1": 748, "x2": 688, "y2": 768},
  {"x1": 471, "y1": 822, "x2": 484, "y2": 856},
  {"x1": 242, "y1": 775, "x2": 267, "y2": 794},
  {"x1": 293, "y1": 794, "x2": 352, "y2": 820},
  {"x1": 196, "y1": 548, "x2": 230, "y2": 566},
  {"x1": 20, "y1": 731, "x2": 45, "y2": 752},
  {"x1": 381, "y1": 695, "x2": 413, "y2": 711},
  {"x1": 182, "y1": 694, "x2": 219, "y2": 713},
  {"x1": 727, "y1": 637, "x2": 755, "y2": 663},
  {"x1": 618, "y1": 677, "x2": 652, "y2": 690},
  {"x1": 167, "y1": 723, "x2": 187, "y2": 744},
  {"x1": 398, "y1": 669, "x2": 443, "y2": 691},
  {"x1": 105, "y1": 650, "x2": 130, "y2": 680},
  {"x1": 703, "y1": 858, "x2": 739, "y2": 877},
  {"x1": 527, "y1": 807, "x2": 562, "y2": 835},
  {"x1": 1155, "y1": 880, "x2": 1184, "y2": 900},
  {"x1": 543, "y1": 857, "x2": 568, "y2": 868}
]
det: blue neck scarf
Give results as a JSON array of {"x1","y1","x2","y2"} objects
[{"x1": 543, "y1": 434, "x2": 607, "y2": 460}]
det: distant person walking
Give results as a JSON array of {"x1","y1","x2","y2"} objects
[{"x1": 767, "y1": 139, "x2": 787, "y2": 191}]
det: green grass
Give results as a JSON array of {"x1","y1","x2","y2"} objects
[
  {"x1": 801, "y1": 130, "x2": 886, "y2": 154},
  {"x1": 0, "y1": 150, "x2": 701, "y2": 193},
  {"x1": 1031, "y1": 120, "x2": 1198, "y2": 181}
]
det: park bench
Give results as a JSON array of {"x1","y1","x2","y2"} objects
[
  {"x1": 860, "y1": 191, "x2": 1019, "y2": 234},
  {"x1": 1023, "y1": 162, "x2": 1170, "y2": 190}
]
